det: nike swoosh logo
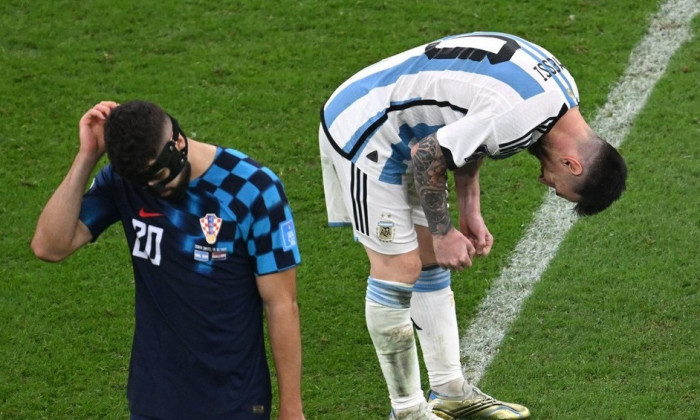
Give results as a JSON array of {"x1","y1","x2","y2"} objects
[{"x1": 139, "y1": 208, "x2": 163, "y2": 218}]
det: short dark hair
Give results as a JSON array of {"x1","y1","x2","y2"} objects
[
  {"x1": 104, "y1": 100, "x2": 168, "y2": 181},
  {"x1": 574, "y1": 141, "x2": 627, "y2": 216}
]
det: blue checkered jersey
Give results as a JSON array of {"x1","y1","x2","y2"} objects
[
  {"x1": 79, "y1": 147, "x2": 301, "y2": 420},
  {"x1": 321, "y1": 32, "x2": 580, "y2": 184}
]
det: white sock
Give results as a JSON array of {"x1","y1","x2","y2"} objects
[
  {"x1": 410, "y1": 267, "x2": 465, "y2": 395},
  {"x1": 365, "y1": 278, "x2": 425, "y2": 411}
]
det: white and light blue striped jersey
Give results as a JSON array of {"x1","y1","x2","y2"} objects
[{"x1": 320, "y1": 32, "x2": 580, "y2": 184}]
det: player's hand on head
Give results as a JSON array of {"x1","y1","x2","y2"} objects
[{"x1": 78, "y1": 101, "x2": 118, "y2": 159}]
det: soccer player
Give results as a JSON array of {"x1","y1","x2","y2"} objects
[
  {"x1": 319, "y1": 32, "x2": 626, "y2": 419},
  {"x1": 31, "y1": 100, "x2": 306, "y2": 420}
]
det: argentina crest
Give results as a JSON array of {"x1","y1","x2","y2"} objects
[{"x1": 376, "y1": 219, "x2": 395, "y2": 242}]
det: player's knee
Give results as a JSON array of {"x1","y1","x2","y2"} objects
[{"x1": 367, "y1": 250, "x2": 422, "y2": 283}]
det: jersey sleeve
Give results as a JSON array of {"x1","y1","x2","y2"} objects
[
  {"x1": 436, "y1": 90, "x2": 571, "y2": 169},
  {"x1": 79, "y1": 166, "x2": 121, "y2": 240},
  {"x1": 247, "y1": 167, "x2": 301, "y2": 276},
  {"x1": 436, "y1": 111, "x2": 497, "y2": 169}
]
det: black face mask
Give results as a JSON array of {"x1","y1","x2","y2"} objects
[
  {"x1": 149, "y1": 161, "x2": 191, "y2": 201},
  {"x1": 133, "y1": 116, "x2": 189, "y2": 198}
]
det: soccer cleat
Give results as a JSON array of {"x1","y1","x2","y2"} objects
[{"x1": 427, "y1": 388, "x2": 530, "y2": 419}]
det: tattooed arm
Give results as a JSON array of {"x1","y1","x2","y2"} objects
[
  {"x1": 411, "y1": 133, "x2": 452, "y2": 235},
  {"x1": 412, "y1": 133, "x2": 475, "y2": 270}
]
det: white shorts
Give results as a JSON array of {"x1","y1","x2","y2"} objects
[{"x1": 319, "y1": 124, "x2": 427, "y2": 255}]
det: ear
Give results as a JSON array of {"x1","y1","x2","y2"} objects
[
  {"x1": 174, "y1": 132, "x2": 186, "y2": 150},
  {"x1": 562, "y1": 157, "x2": 583, "y2": 175}
]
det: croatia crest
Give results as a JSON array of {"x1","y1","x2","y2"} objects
[{"x1": 200, "y1": 213, "x2": 222, "y2": 244}]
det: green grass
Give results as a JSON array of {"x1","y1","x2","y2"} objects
[{"x1": 1, "y1": 0, "x2": 698, "y2": 418}]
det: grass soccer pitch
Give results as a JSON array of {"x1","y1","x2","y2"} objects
[{"x1": 0, "y1": 0, "x2": 698, "y2": 419}]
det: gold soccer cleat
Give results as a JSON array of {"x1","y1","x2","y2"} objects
[{"x1": 427, "y1": 388, "x2": 530, "y2": 419}]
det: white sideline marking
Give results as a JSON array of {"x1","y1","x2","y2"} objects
[{"x1": 461, "y1": 0, "x2": 700, "y2": 385}]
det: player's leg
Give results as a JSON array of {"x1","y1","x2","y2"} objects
[
  {"x1": 357, "y1": 190, "x2": 430, "y2": 418},
  {"x1": 320, "y1": 132, "x2": 435, "y2": 419},
  {"x1": 410, "y1": 227, "x2": 531, "y2": 419},
  {"x1": 364, "y1": 247, "x2": 430, "y2": 419},
  {"x1": 411, "y1": 225, "x2": 466, "y2": 396}
]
